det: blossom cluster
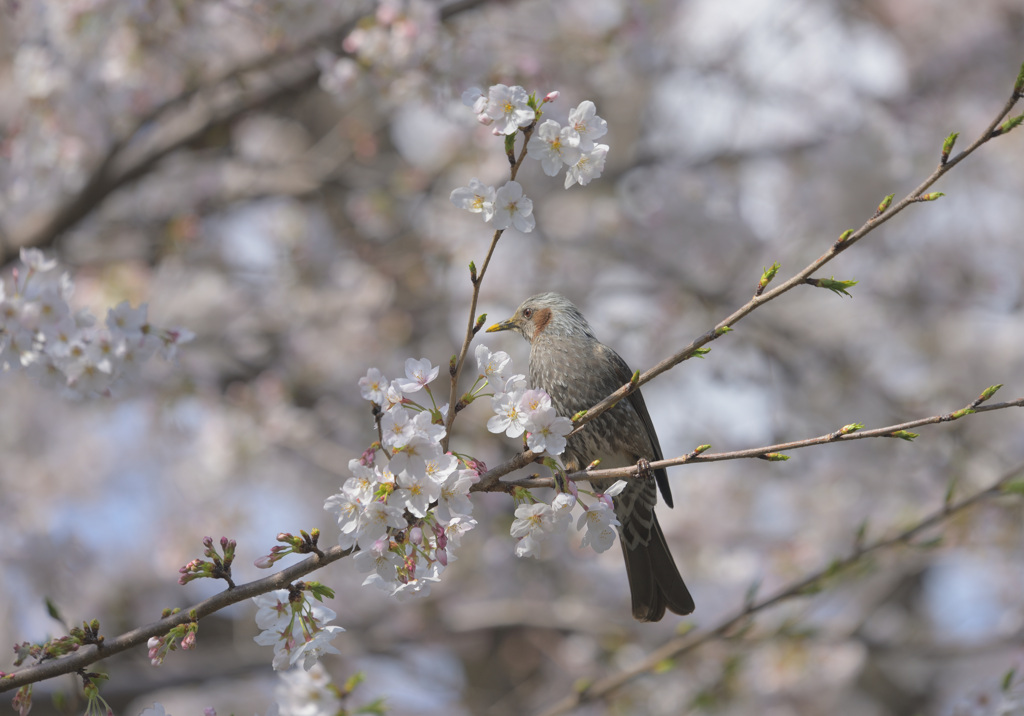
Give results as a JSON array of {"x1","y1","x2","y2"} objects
[
  {"x1": 475, "y1": 344, "x2": 625, "y2": 557},
  {"x1": 476, "y1": 344, "x2": 572, "y2": 455},
  {"x1": 0, "y1": 248, "x2": 193, "y2": 397},
  {"x1": 323, "y1": 358, "x2": 479, "y2": 600},
  {"x1": 450, "y1": 85, "x2": 611, "y2": 232},
  {"x1": 252, "y1": 587, "x2": 345, "y2": 672}
]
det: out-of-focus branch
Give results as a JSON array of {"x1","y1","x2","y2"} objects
[
  {"x1": 0, "y1": 0, "x2": 496, "y2": 264},
  {"x1": 0, "y1": 546, "x2": 352, "y2": 693},
  {"x1": 536, "y1": 463, "x2": 1024, "y2": 716}
]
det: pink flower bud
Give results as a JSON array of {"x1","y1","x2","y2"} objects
[
  {"x1": 410, "y1": 527, "x2": 423, "y2": 545},
  {"x1": 253, "y1": 555, "x2": 275, "y2": 569},
  {"x1": 436, "y1": 547, "x2": 448, "y2": 567},
  {"x1": 543, "y1": 90, "x2": 560, "y2": 103}
]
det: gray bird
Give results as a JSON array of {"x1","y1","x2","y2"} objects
[{"x1": 487, "y1": 292, "x2": 694, "y2": 621}]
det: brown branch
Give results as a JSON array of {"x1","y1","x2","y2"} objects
[
  {"x1": 442, "y1": 122, "x2": 537, "y2": 450},
  {"x1": 472, "y1": 392, "x2": 1024, "y2": 491},
  {"x1": 536, "y1": 463, "x2": 1024, "y2": 716},
  {"x1": 567, "y1": 65, "x2": 1024, "y2": 440},
  {"x1": 0, "y1": 546, "x2": 352, "y2": 693}
]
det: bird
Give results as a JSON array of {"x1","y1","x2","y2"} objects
[{"x1": 486, "y1": 292, "x2": 694, "y2": 621}]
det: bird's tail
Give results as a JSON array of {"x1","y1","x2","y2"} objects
[{"x1": 618, "y1": 499, "x2": 695, "y2": 622}]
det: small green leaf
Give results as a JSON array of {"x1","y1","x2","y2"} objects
[
  {"x1": 45, "y1": 598, "x2": 63, "y2": 623},
  {"x1": 888, "y1": 430, "x2": 918, "y2": 441},
  {"x1": 758, "y1": 262, "x2": 781, "y2": 291},
  {"x1": 715, "y1": 325, "x2": 733, "y2": 336},
  {"x1": 1001, "y1": 479, "x2": 1024, "y2": 496},
  {"x1": 919, "y1": 192, "x2": 945, "y2": 201},
  {"x1": 840, "y1": 423, "x2": 864, "y2": 435},
  {"x1": 1000, "y1": 113, "x2": 1024, "y2": 135},
  {"x1": 761, "y1": 452, "x2": 790, "y2": 462},
  {"x1": 1016, "y1": 61, "x2": 1024, "y2": 94},
  {"x1": 692, "y1": 347, "x2": 711, "y2": 358},
  {"x1": 1003, "y1": 667, "x2": 1017, "y2": 692},
  {"x1": 948, "y1": 407, "x2": 974, "y2": 419},
  {"x1": 876, "y1": 193, "x2": 894, "y2": 215},
  {"x1": 571, "y1": 409, "x2": 587, "y2": 422},
  {"x1": 653, "y1": 658, "x2": 675, "y2": 674},
  {"x1": 815, "y1": 277, "x2": 858, "y2": 297},
  {"x1": 979, "y1": 384, "x2": 1003, "y2": 403},
  {"x1": 941, "y1": 131, "x2": 959, "y2": 162},
  {"x1": 694, "y1": 444, "x2": 711, "y2": 455},
  {"x1": 837, "y1": 229, "x2": 854, "y2": 243}
]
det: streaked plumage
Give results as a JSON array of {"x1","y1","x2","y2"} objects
[{"x1": 487, "y1": 292, "x2": 694, "y2": 621}]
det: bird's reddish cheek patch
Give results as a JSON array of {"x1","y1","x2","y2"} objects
[{"x1": 533, "y1": 307, "x2": 552, "y2": 334}]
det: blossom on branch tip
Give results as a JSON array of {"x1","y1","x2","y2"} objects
[
  {"x1": 358, "y1": 367, "x2": 388, "y2": 405},
  {"x1": 252, "y1": 589, "x2": 344, "y2": 671},
  {"x1": 450, "y1": 178, "x2": 496, "y2": 220},
  {"x1": 395, "y1": 356, "x2": 439, "y2": 393},
  {"x1": 565, "y1": 144, "x2": 609, "y2": 189},
  {"x1": 510, "y1": 502, "x2": 569, "y2": 558},
  {"x1": 483, "y1": 84, "x2": 535, "y2": 135},
  {"x1": 474, "y1": 343, "x2": 512, "y2": 387},
  {"x1": 461, "y1": 86, "x2": 487, "y2": 114},
  {"x1": 578, "y1": 499, "x2": 620, "y2": 553},
  {"x1": 492, "y1": 181, "x2": 535, "y2": 232},
  {"x1": 527, "y1": 119, "x2": 581, "y2": 176},
  {"x1": 566, "y1": 100, "x2": 608, "y2": 151},
  {"x1": 488, "y1": 392, "x2": 528, "y2": 437}
]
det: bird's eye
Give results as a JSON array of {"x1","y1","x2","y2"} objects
[{"x1": 523, "y1": 308, "x2": 533, "y2": 319}]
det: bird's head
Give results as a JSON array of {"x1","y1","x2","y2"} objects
[{"x1": 486, "y1": 292, "x2": 595, "y2": 344}]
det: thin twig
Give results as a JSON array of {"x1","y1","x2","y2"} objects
[
  {"x1": 568, "y1": 73, "x2": 1023, "y2": 439},
  {"x1": 471, "y1": 394, "x2": 1024, "y2": 491},
  {"x1": 443, "y1": 123, "x2": 536, "y2": 450}
]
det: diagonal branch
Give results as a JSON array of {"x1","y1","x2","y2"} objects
[
  {"x1": 536, "y1": 463, "x2": 1024, "y2": 716},
  {"x1": 0, "y1": 546, "x2": 352, "y2": 693},
  {"x1": 567, "y1": 63, "x2": 1023, "y2": 440}
]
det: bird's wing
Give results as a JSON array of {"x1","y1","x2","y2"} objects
[{"x1": 594, "y1": 344, "x2": 674, "y2": 508}]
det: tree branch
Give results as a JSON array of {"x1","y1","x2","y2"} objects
[
  {"x1": 0, "y1": 546, "x2": 352, "y2": 693},
  {"x1": 472, "y1": 392, "x2": 1024, "y2": 491},
  {"x1": 536, "y1": 463, "x2": 1024, "y2": 716},
  {"x1": 0, "y1": 0, "x2": 496, "y2": 264},
  {"x1": 568, "y1": 64, "x2": 1024, "y2": 439}
]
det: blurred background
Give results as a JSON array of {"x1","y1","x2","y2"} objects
[{"x1": 2, "y1": 0, "x2": 1024, "y2": 714}]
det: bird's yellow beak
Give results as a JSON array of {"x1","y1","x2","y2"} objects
[{"x1": 486, "y1": 317, "x2": 516, "y2": 333}]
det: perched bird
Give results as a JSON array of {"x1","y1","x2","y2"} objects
[{"x1": 487, "y1": 292, "x2": 694, "y2": 621}]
